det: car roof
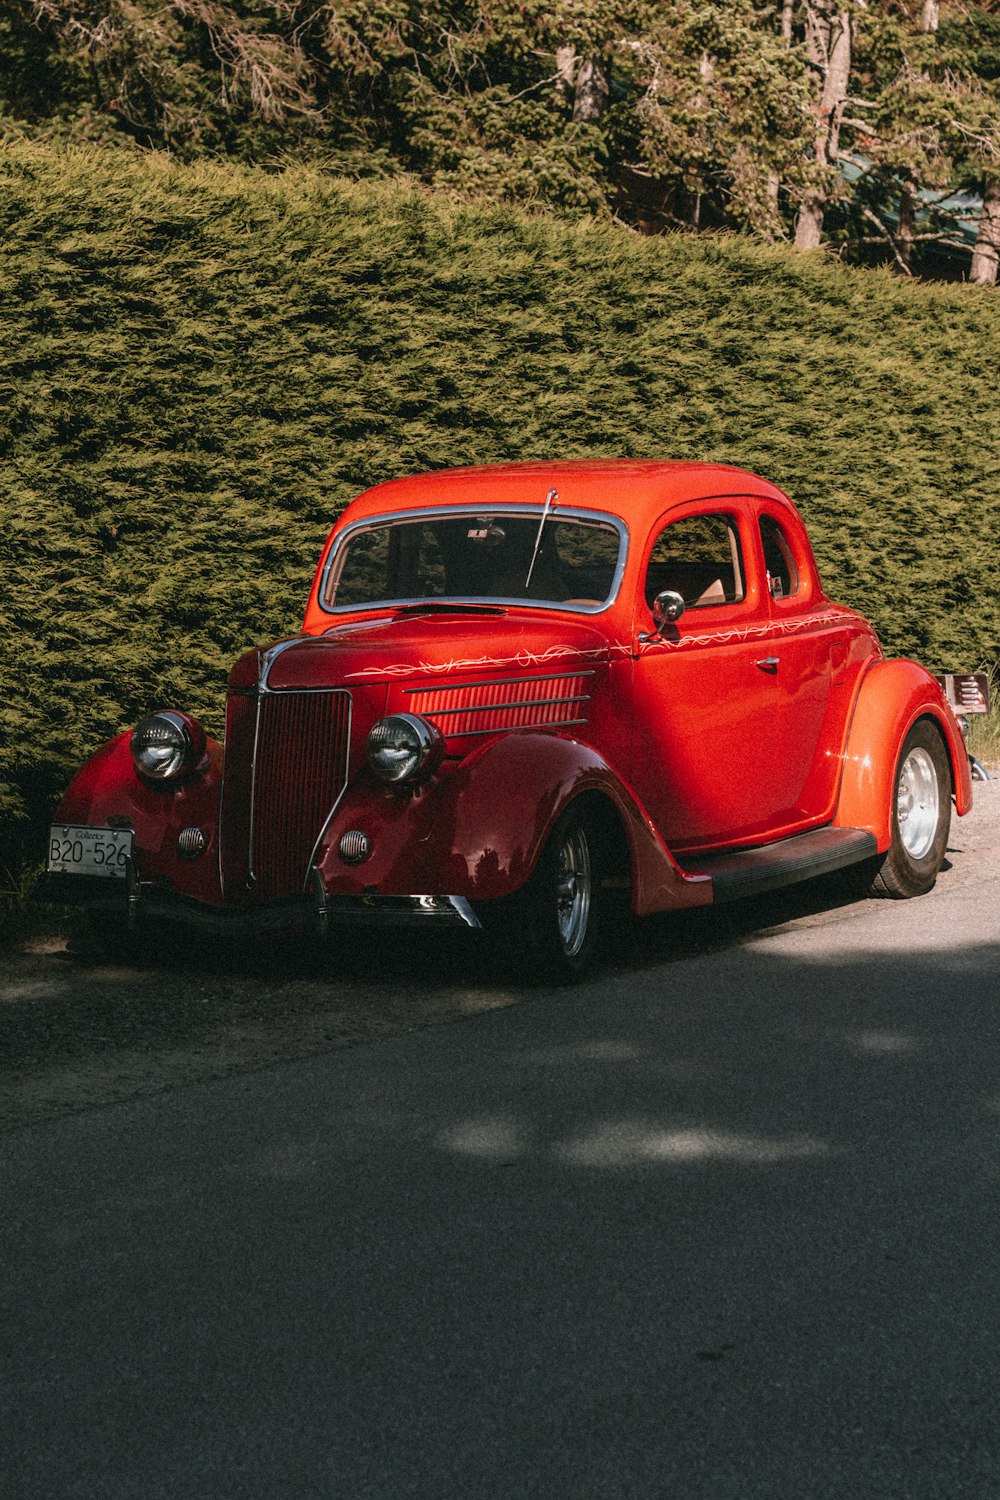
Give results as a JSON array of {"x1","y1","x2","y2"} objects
[{"x1": 340, "y1": 460, "x2": 795, "y2": 534}]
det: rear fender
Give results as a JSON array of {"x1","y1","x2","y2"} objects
[
  {"x1": 834, "y1": 659, "x2": 972, "y2": 848},
  {"x1": 52, "y1": 732, "x2": 225, "y2": 903},
  {"x1": 316, "y1": 731, "x2": 711, "y2": 914}
]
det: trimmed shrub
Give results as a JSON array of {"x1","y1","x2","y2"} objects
[{"x1": 2, "y1": 143, "x2": 998, "y2": 840}]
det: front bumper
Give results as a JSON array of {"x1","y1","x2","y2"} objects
[{"x1": 36, "y1": 871, "x2": 481, "y2": 936}]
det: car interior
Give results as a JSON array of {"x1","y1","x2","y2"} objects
[{"x1": 644, "y1": 512, "x2": 745, "y2": 609}]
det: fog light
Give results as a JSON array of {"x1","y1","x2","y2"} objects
[
  {"x1": 339, "y1": 830, "x2": 371, "y2": 864},
  {"x1": 177, "y1": 827, "x2": 208, "y2": 858}
]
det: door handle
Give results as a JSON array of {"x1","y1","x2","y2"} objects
[{"x1": 755, "y1": 657, "x2": 780, "y2": 673}]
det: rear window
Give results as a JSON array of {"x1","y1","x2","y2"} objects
[{"x1": 759, "y1": 515, "x2": 800, "y2": 599}]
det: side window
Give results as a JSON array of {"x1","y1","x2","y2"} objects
[
  {"x1": 645, "y1": 513, "x2": 745, "y2": 610},
  {"x1": 759, "y1": 515, "x2": 800, "y2": 599}
]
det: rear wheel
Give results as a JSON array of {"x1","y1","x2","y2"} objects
[{"x1": 870, "y1": 721, "x2": 951, "y2": 898}]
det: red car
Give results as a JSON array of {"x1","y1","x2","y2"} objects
[{"x1": 46, "y1": 461, "x2": 973, "y2": 979}]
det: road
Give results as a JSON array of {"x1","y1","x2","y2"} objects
[{"x1": 2, "y1": 780, "x2": 999, "y2": 1498}]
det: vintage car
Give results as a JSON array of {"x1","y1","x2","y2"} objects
[{"x1": 45, "y1": 460, "x2": 973, "y2": 979}]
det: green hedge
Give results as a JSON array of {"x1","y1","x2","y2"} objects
[{"x1": 2, "y1": 143, "x2": 998, "y2": 839}]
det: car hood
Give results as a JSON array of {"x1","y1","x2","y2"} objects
[{"x1": 229, "y1": 613, "x2": 616, "y2": 693}]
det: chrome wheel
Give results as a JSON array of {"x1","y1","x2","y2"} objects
[
  {"x1": 484, "y1": 802, "x2": 608, "y2": 981},
  {"x1": 896, "y1": 746, "x2": 940, "y2": 860},
  {"x1": 555, "y1": 822, "x2": 592, "y2": 959},
  {"x1": 870, "y1": 721, "x2": 951, "y2": 900}
]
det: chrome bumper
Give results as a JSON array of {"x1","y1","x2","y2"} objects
[
  {"x1": 37, "y1": 872, "x2": 481, "y2": 935},
  {"x1": 318, "y1": 892, "x2": 480, "y2": 931}
]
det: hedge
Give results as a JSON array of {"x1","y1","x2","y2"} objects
[{"x1": 1, "y1": 142, "x2": 998, "y2": 841}]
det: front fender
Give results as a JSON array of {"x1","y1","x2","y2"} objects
[
  {"x1": 52, "y1": 732, "x2": 225, "y2": 903},
  {"x1": 316, "y1": 731, "x2": 711, "y2": 915},
  {"x1": 834, "y1": 659, "x2": 972, "y2": 848}
]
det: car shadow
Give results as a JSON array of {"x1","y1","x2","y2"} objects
[{"x1": 54, "y1": 861, "x2": 886, "y2": 991}]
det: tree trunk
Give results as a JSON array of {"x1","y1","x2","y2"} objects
[
  {"x1": 970, "y1": 178, "x2": 1000, "y2": 286},
  {"x1": 920, "y1": 1, "x2": 939, "y2": 32},
  {"x1": 767, "y1": 1, "x2": 795, "y2": 234},
  {"x1": 573, "y1": 56, "x2": 609, "y2": 123},
  {"x1": 796, "y1": 190, "x2": 826, "y2": 249},
  {"x1": 794, "y1": 3, "x2": 851, "y2": 249},
  {"x1": 555, "y1": 46, "x2": 576, "y2": 100},
  {"x1": 897, "y1": 176, "x2": 918, "y2": 273}
]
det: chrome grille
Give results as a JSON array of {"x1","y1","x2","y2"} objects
[
  {"x1": 219, "y1": 693, "x2": 255, "y2": 898},
  {"x1": 406, "y1": 672, "x2": 593, "y2": 740},
  {"x1": 220, "y1": 690, "x2": 351, "y2": 900}
]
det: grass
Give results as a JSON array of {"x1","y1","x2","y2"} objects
[
  {"x1": 0, "y1": 861, "x2": 60, "y2": 949},
  {"x1": 967, "y1": 672, "x2": 1000, "y2": 769}
]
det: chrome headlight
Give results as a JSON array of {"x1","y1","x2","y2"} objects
[
  {"x1": 367, "y1": 713, "x2": 444, "y2": 785},
  {"x1": 131, "y1": 711, "x2": 205, "y2": 784}
]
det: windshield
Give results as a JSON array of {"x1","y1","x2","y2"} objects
[{"x1": 322, "y1": 509, "x2": 626, "y2": 613}]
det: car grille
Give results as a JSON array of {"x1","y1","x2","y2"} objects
[
  {"x1": 405, "y1": 671, "x2": 593, "y2": 740},
  {"x1": 220, "y1": 690, "x2": 351, "y2": 900}
]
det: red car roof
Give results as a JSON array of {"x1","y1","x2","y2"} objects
[{"x1": 340, "y1": 460, "x2": 793, "y2": 534}]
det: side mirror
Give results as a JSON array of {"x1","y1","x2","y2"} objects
[{"x1": 650, "y1": 589, "x2": 686, "y2": 633}]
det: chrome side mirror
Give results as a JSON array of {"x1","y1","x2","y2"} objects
[{"x1": 651, "y1": 589, "x2": 686, "y2": 633}]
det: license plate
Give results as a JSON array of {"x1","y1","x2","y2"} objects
[{"x1": 47, "y1": 825, "x2": 133, "y2": 879}]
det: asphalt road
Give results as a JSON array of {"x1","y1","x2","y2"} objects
[{"x1": 3, "y1": 781, "x2": 1000, "y2": 1499}]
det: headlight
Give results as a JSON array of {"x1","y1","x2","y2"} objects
[
  {"x1": 131, "y1": 711, "x2": 206, "y2": 783},
  {"x1": 367, "y1": 713, "x2": 444, "y2": 785}
]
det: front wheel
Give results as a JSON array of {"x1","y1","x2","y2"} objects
[
  {"x1": 486, "y1": 804, "x2": 605, "y2": 983},
  {"x1": 870, "y1": 721, "x2": 951, "y2": 898}
]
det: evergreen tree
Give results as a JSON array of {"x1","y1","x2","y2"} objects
[
  {"x1": 3, "y1": 0, "x2": 998, "y2": 277},
  {"x1": 618, "y1": 0, "x2": 815, "y2": 237},
  {"x1": 845, "y1": 1, "x2": 1000, "y2": 276}
]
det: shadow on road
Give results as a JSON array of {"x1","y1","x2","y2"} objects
[
  {"x1": 4, "y1": 923, "x2": 1000, "y2": 1499},
  {"x1": 0, "y1": 871, "x2": 888, "y2": 1072}
]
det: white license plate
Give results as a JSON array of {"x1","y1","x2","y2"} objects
[{"x1": 47, "y1": 825, "x2": 133, "y2": 879}]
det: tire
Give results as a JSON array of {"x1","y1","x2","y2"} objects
[
  {"x1": 487, "y1": 803, "x2": 605, "y2": 983},
  {"x1": 870, "y1": 720, "x2": 951, "y2": 899}
]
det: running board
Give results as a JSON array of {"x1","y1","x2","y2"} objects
[{"x1": 677, "y1": 827, "x2": 879, "y2": 904}]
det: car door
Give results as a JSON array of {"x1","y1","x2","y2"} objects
[
  {"x1": 757, "y1": 505, "x2": 875, "y2": 827},
  {"x1": 629, "y1": 501, "x2": 783, "y2": 854}
]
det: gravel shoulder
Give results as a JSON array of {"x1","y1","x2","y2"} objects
[
  {"x1": 0, "y1": 927, "x2": 524, "y2": 1133},
  {"x1": 3, "y1": 775, "x2": 997, "y2": 1134}
]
